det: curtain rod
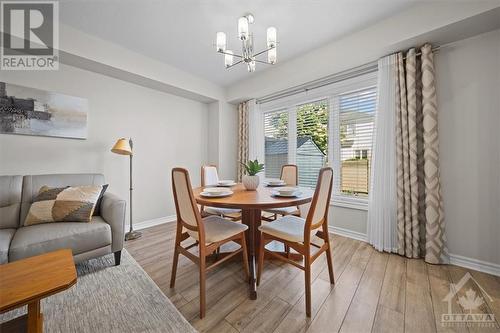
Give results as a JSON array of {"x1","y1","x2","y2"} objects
[{"x1": 256, "y1": 45, "x2": 440, "y2": 105}]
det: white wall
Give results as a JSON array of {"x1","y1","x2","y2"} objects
[
  {"x1": 0, "y1": 64, "x2": 209, "y2": 226},
  {"x1": 436, "y1": 29, "x2": 500, "y2": 266},
  {"x1": 207, "y1": 101, "x2": 238, "y2": 180},
  {"x1": 59, "y1": 24, "x2": 225, "y2": 102},
  {"x1": 218, "y1": 102, "x2": 238, "y2": 180}
]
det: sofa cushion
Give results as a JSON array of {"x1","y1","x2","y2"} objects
[
  {"x1": 24, "y1": 185, "x2": 106, "y2": 226},
  {"x1": 0, "y1": 229, "x2": 16, "y2": 264},
  {"x1": 9, "y1": 216, "x2": 112, "y2": 262},
  {"x1": 21, "y1": 174, "x2": 105, "y2": 225},
  {"x1": 0, "y1": 176, "x2": 23, "y2": 229}
]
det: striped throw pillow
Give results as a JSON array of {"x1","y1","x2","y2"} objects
[{"x1": 24, "y1": 185, "x2": 106, "y2": 226}]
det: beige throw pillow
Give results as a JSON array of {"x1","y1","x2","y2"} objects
[{"x1": 24, "y1": 185, "x2": 105, "y2": 226}]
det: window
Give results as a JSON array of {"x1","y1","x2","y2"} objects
[
  {"x1": 335, "y1": 88, "x2": 376, "y2": 199},
  {"x1": 296, "y1": 101, "x2": 328, "y2": 188},
  {"x1": 259, "y1": 73, "x2": 377, "y2": 208},
  {"x1": 264, "y1": 110, "x2": 288, "y2": 179}
]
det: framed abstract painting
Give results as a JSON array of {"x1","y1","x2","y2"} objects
[{"x1": 0, "y1": 82, "x2": 88, "y2": 139}]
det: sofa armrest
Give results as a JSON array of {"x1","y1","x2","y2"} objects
[{"x1": 101, "y1": 192, "x2": 126, "y2": 252}]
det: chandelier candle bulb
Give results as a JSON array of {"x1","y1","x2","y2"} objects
[
  {"x1": 238, "y1": 17, "x2": 249, "y2": 40},
  {"x1": 216, "y1": 32, "x2": 226, "y2": 52},
  {"x1": 268, "y1": 47, "x2": 277, "y2": 64},
  {"x1": 225, "y1": 50, "x2": 234, "y2": 68},
  {"x1": 248, "y1": 59, "x2": 256, "y2": 72},
  {"x1": 267, "y1": 27, "x2": 277, "y2": 48}
]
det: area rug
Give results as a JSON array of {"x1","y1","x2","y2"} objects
[{"x1": 0, "y1": 250, "x2": 196, "y2": 333}]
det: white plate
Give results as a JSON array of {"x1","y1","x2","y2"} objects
[
  {"x1": 200, "y1": 191, "x2": 233, "y2": 198},
  {"x1": 217, "y1": 181, "x2": 237, "y2": 187},
  {"x1": 203, "y1": 187, "x2": 231, "y2": 194},
  {"x1": 271, "y1": 190, "x2": 302, "y2": 198}
]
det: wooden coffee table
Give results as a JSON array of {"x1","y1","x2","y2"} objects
[{"x1": 0, "y1": 249, "x2": 77, "y2": 333}]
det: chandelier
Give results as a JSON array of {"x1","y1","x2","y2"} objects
[{"x1": 215, "y1": 14, "x2": 277, "y2": 72}]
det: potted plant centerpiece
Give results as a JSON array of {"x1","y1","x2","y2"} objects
[{"x1": 241, "y1": 159, "x2": 264, "y2": 191}]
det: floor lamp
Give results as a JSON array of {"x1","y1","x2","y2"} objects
[{"x1": 111, "y1": 138, "x2": 142, "y2": 240}]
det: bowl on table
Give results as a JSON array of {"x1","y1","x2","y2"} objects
[
  {"x1": 217, "y1": 180, "x2": 236, "y2": 187},
  {"x1": 265, "y1": 179, "x2": 286, "y2": 186},
  {"x1": 274, "y1": 186, "x2": 298, "y2": 196},
  {"x1": 200, "y1": 187, "x2": 233, "y2": 197}
]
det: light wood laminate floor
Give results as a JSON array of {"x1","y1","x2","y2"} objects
[{"x1": 125, "y1": 223, "x2": 500, "y2": 333}]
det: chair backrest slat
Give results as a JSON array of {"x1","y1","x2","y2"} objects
[
  {"x1": 281, "y1": 164, "x2": 298, "y2": 186},
  {"x1": 201, "y1": 165, "x2": 219, "y2": 187},
  {"x1": 172, "y1": 168, "x2": 203, "y2": 234},
  {"x1": 305, "y1": 167, "x2": 333, "y2": 235}
]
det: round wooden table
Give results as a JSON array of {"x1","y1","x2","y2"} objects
[{"x1": 193, "y1": 183, "x2": 313, "y2": 300}]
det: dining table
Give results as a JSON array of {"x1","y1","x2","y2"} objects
[{"x1": 193, "y1": 183, "x2": 313, "y2": 300}]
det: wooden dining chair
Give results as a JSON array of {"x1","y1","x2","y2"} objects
[
  {"x1": 257, "y1": 167, "x2": 335, "y2": 317},
  {"x1": 170, "y1": 168, "x2": 250, "y2": 318},
  {"x1": 200, "y1": 165, "x2": 241, "y2": 221},
  {"x1": 262, "y1": 164, "x2": 300, "y2": 220}
]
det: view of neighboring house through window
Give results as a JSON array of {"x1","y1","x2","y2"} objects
[
  {"x1": 261, "y1": 73, "x2": 377, "y2": 206},
  {"x1": 296, "y1": 101, "x2": 328, "y2": 187},
  {"x1": 264, "y1": 110, "x2": 288, "y2": 179},
  {"x1": 336, "y1": 87, "x2": 376, "y2": 198}
]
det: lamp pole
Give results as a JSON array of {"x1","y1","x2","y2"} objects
[{"x1": 125, "y1": 138, "x2": 141, "y2": 240}]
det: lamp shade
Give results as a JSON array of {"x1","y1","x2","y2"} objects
[
  {"x1": 111, "y1": 138, "x2": 132, "y2": 155},
  {"x1": 267, "y1": 27, "x2": 277, "y2": 48},
  {"x1": 216, "y1": 32, "x2": 226, "y2": 52},
  {"x1": 224, "y1": 50, "x2": 234, "y2": 68},
  {"x1": 238, "y1": 17, "x2": 249, "y2": 40}
]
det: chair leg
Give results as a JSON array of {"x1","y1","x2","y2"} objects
[
  {"x1": 215, "y1": 247, "x2": 220, "y2": 261},
  {"x1": 199, "y1": 255, "x2": 206, "y2": 319},
  {"x1": 325, "y1": 246, "x2": 335, "y2": 285},
  {"x1": 170, "y1": 245, "x2": 180, "y2": 288},
  {"x1": 322, "y1": 225, "x2": 335, "y2": 284},
  {"x1": 241, "y1": 233, "x2": 250, "y2": 280},
  {"x1": 304, "y1": 255, "x2": 312, "y2": 317},
  {"x1": 257, "y1": 233, "x2": 266, "y2": 286}
]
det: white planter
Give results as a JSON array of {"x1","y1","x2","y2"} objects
[{"x1": 242, "y1": 175, "x2": 260, "y2": 191}]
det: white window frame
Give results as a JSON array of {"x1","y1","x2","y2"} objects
[{"x1": 258, "y1": 72, "x2": 377, "y2": 210}]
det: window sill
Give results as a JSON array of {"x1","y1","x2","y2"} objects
[{"x1": 330, "y1": 197, "x2": 368, "y2": 211}]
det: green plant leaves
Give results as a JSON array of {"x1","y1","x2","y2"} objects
[{"x1": 240, "y1": 159, "x2": 264, "y2": 176}]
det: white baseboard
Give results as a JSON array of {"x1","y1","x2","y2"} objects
[
  {"x1": 328, "y1": 225, "x2": 368, "y2": 242},
  {"x1": 449, "y1": 253, "x2": 500, "y2": 277},
  {"x1": 327, "y1": 225, "x2": 500, "y2": 277},
  {"x1": 134, "y1": 215, "x2": 176, "y2": 230}
]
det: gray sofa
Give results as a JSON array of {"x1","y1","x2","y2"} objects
[{"x1": 0, "y1": 174, "x2": 126, "y2": 265}]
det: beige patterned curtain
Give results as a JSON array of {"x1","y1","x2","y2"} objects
[
  {"x1": 237, "y1": 101, "x2": 249, "y2": 182},
  {"x1": 395, "y1": 44, "x2": 447, "y2": 264}
]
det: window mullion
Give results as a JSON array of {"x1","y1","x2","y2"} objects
[
  {"x1": 331, "y1": 96, "x2": 342, "y2": 198},
  {"x1": 288, "y1": 106, "x2": 297, "y2": 165}
]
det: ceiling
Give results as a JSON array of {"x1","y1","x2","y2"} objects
[{"x1": 59, "y1": 0, "x2": 418, "y2": 87}]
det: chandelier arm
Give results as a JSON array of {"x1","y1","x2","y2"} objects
[
  {"x1": 225, "y1": 60, "x2": 244, "y2": 69},
  {"x1": 218, "y1": 50, "x2": 244, "y2": 59},
  {"x1": 253, "y1": 59, "x2": 274, "y2": 65},
  {"x1": 252, "y1": 46, "x2": 276, "y2": 58}
]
